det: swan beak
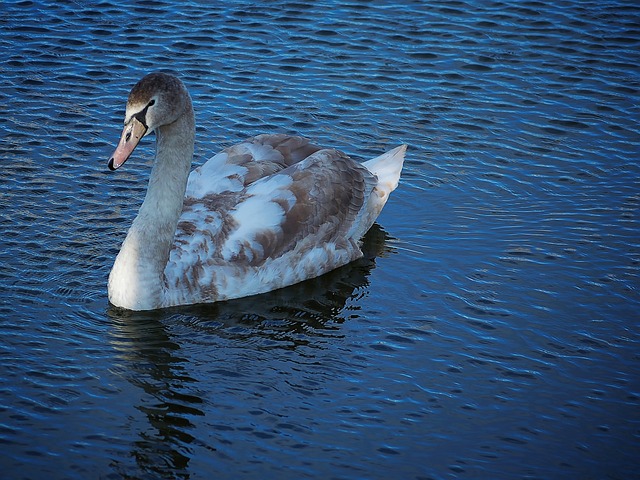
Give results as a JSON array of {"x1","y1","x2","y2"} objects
[{"x1": 108, "y1": 117, "x2": 148, "y2": 170}]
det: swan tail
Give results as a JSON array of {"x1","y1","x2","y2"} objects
[
  {"x1": 346, "y1": 144, "x2": 406, "y2": 241},
  {"x1": 363, "y1": 144, "x2": 407, "y2": 196}
]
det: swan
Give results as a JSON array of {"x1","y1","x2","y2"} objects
[{"x1": 107, "y1": 72, "x2": 406, "y2": 310}]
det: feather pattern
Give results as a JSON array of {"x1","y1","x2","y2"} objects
[
  {"x1": 164, "y1": 135, "x2": 378, "y2": 305},
  {"x1": 107, "y1": 73, "x2": 406, "y2": 310}
]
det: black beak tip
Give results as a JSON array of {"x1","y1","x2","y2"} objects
[{"x1": 108, "y1": 157, "x2": 117, "y2": 171}]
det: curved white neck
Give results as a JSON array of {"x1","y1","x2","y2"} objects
[{"x1": 108, "y1": 101, "x2": 195, "y2": 310}]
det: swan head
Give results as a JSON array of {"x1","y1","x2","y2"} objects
[{"x1": 108, "y1": 72, "x2": 190, "y2": 170}]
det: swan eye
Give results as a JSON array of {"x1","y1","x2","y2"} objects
[{"x1": 148, "y1": 99, "x2": 156, "y2": 107}]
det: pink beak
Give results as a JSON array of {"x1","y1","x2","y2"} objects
[{"x1": 108, "y1": 117, "x2": 148, "y2": 170}]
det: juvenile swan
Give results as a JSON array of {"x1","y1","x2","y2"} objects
[{"x1": 107, "y1": 72, "x2": 406, "y2": 310}]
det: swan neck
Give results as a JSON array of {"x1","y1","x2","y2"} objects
[{"x1": 108, "y1": 99, "x2": 195, "y2": 310}]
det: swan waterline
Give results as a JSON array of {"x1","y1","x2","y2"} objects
[{"x1": 106, "y1": 72, "x2": 407, "y2": 311}]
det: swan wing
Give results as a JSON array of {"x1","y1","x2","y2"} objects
[
  {"x1": 215, "y1": 147, "x2": 376, "y2": 265},
  {"x1": 165, "y1": 147, "x2": 377, "y2": 303}
]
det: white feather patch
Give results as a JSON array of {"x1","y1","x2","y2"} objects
[{"x1": 186, "y1": 152, "x2": 247, "y2": 197}]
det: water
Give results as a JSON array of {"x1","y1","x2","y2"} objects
[{"x1": 1, "y1": 1, "x2": 639, "y2": 478}]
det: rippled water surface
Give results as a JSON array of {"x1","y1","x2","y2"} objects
[{"x1": 1, "y1": 1, "x2": 639, "y2": 478}]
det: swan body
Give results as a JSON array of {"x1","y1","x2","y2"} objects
[{"x1": 107, "y1": 72, "x2": 406, "y2": 310}]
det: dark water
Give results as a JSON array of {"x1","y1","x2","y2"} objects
[{"x1": 1, "y1": 1, "x2": 639, "y2": 478}]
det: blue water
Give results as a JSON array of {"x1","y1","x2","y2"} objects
[{"x1": 1, "y1": 1, "x2": 639, "y2": 478}]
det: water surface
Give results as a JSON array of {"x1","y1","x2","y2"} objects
[{"x1": 1, "y1": 1, "x2": 639, "y2": 478}]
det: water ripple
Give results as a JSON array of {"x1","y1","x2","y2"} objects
[{"x1": 1, "y1": 0, "x2": 639, "y2": 479}]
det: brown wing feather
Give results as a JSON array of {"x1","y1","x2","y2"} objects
[
  {"x1": 253, "y1": 148, "x2": 376, "y2": 264},
  {"x1": 226, "y1": 134, "x2": 323, "y2": 186},
  {"x1": 174, "y1": 140, "x2": 375, "y2": 272}
]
